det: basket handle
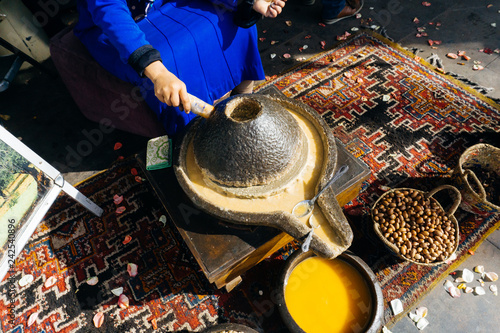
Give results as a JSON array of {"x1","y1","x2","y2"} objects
[
  {"x1": 425, "y1": 184, "x2": 462, "y2": 216},
  {"x1": 463, "y1": 169, "x2": 487, "y2": 201}
]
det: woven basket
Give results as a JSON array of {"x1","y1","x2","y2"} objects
[
  {"x1": 452, "y1": 143, "x2": 500, "y2": 215},
  {"x1": 372, "y1": 185, "x2": 461, "y2": 266}
]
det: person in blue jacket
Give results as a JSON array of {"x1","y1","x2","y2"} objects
[{"x1": 74, "y1": 0, "x2": 286, "y2": 136}]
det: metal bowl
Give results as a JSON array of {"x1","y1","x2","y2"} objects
[{"x1": 276, "y1": 249, "x2": 384, "y2": 333}]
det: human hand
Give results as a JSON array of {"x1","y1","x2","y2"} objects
[
  {"x1": 253, "y1": 0, "x2": 286, "y2": 18},
  {"x1": 144, "y1": 61, "x2": 191, "y2": 113}
]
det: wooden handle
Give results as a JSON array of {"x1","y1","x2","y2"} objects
[{"x1": 188, "y1": 94, "x2": 214, "y2": 118}]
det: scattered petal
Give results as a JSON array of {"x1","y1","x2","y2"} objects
[
  {"x1": 117, "y1": 156, "x2": 124, "y2": 160},
  {"x1": 351, "y1": 27, "x2": 359, "y2": 31},
  {"x1": 492, "y1": 23, "x2": 497, "y2": 28},
  {"x1": 0, "y1": 114, "x2": 11, "y2": 121},
  {"x1": 457, "y1": 282, "x2": 467, "y2": 290},
  {"x1": 318, "y1": 22, "x2": 326, "y2": 27},
  {"x1": 455, "y1": 277, "x2": 466, "y2": 283},
  {"x1": 413, "y1": 17, "x2": 420, "y2": 24},
  {"x1": 474, "y1": 265, "x2": 485, "y2": 274},
  {"x1": 462, "y1": 55, "x2": 471, "y2": 61},
  {"x1": 151, "y1": 318, "x2": 158, "y2": 330},
  {"x1": 473, "y1": 65, "x2": 484, "y2": 71},
  {"x1": 270, "y1": 40, "x2": 279, "y2": 45},
  {"x1": 446, "y1": 53, "x2": 458, "y2": 59},
  {"x1": 422, "y1": 1, "x2": 431, "y2": 6},
  {"x1": 283, "y1": 53, "x2": 291, "y2": 59},
  {"x1": 130, "y1": 168, "x2": 138, "y2": 176},
  {"x1": 468, "y1": 249, "x2": 475, "y2": 255},
  {"x1": 382, "y1": 94, "x2": 391, "y2": 102},
  {"x1": 490, "y1": 285, "x2": 498, "y2": 296},
  {"x1": 484, "y1": 272, "x2": 498, "y2": 282},
  {"x1": 302, "y1": 44, "x2": 309, "y2": 50},
  {"x1": 19, "y1": 274, "x2": 34, "y2": 287},
  {"x1": 127, "y1": 263, "x2": 138, "y2": 277},
  {"x1": 416, "y1": 317, "x2": 429, "y2": 330},
  {"x1": 111, "y1": 287, "x2": 124, "y2": 296},
  {"x1": 87, "y1": 276, "x2": 99, "y2": 286},
  {"x1": 427, "y1": 39, "x2": 434, "y2": 46},
  {"x1": 270, "y1": 53, "x2": 276, "y2": 59},
  {"x1": 390, "y1": 298, "x2": 403, "y2": 315},
  {"x1": 28, "y1": 312, "x2": 39, "y2": 326},
  {"x1": 116, "y1": 206, "x2": 126, "y2": 214},
  {"x1": 259, "y1": 37, "x2": 266, "y2": 42},
  {"x1": 474, "y1": 286, "x2": 486, "y2": 295},
  {"x1": 445, "y1": 252, "x2": 457, "y2": 264},
  {"x1": 478, "y1": 278, "x2": 485, "y2": 286},
  {"x1": 305, "y1": 35, "x2": 312, "y2": 39},
  {"x1": 113, "y1": 195, "x2": 124, "y2": 205},
  {"x1": 320, "y1": 40, "x2": 326, "y2": 49},
  {"x1": 285, "y1": 20, "x2": 292, "y2": 27},
  {"x1": 93, "y1": 312, "x2": 105, "y2": 328},
  {"x1": 464, "y1": 286, "x2": 474, "y2": 293},
  {"x1": 355, "y1": 13, "x2": 362, "y2": 19},
  {"x1": 44, "y1": 276, "x2": 58, "y2": 288},
  {"x1": 159, "y1": 215, "x2": 167, "y2": 226},
  {"x1": 122, "y1": 235, "x2": 132, "y2": 245},
  {"x1": 457, "y1": 50, "x2": 466, "y2": 56},
  {"x1": 134, "y1": 176, "x2": 143, "y2": 183},
  {"x1": 114, "y1": 142, "x2": 122, "y2": 150},
  {"x1": 118, "y1": 294, "x2": 129, "y2": 309},
  {"x1": 433, "y1": 40, "x2": 442, "y2": 45}
]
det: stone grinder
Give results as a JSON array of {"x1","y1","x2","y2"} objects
[{"x1": 174, "y1": 93, "x2": 353, "y2": 258}]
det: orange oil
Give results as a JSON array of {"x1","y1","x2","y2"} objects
[{"x1": 284, "y1": 256, "x2": 373, "y2": 333}]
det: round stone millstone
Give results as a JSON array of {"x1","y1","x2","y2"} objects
[{"x1": 193, "y1": 94, "x2": 306, "y2": 191}]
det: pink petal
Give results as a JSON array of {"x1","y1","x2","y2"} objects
[
  {"x1": 44, "y1": 276, "x2": 58, "y2": 288},
  {"x1": 116, "y1": 206, "x2": 126, "y2": 214},
  {"x1": 122, "y1": 235, "x2": 132, "y2": 245},
  {"x1": 87, "y1": 276, "x2": 99, "y2": 286},
  {"x1": 28, "y1": 312, "x2": 39, "y2": 326},
  {"x1": 118, "y1": 294, "x2": 129, "y2": 309},
  {"x1": 113, "y1": 195, "x2": 124, "y2": 205},
  {"x1": 127, "y1": 263, "x2": 138, "y2": 277},
  {"x1": 283, "y1": 53, "x2": 291, "y2": 59},
  {"x1": 93, "y1": 312, "x2": 104, "y2": 328}
]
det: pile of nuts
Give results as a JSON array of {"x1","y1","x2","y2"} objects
[{"x1": 372, "y1": 189, "x2": 457, "y2": 264}]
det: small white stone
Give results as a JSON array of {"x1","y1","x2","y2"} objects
[
  {"x1": 19, "y1": 274, "x2": 34, "y2": 287},
  {"x1": 390, "y1": 298, "x2": 403, "y2": 315},
  {"x1": 416, "y1": 317, "x2": 429, "y2": 330},
  {"x1": 474, "y1": 286, "x2": 486, "y2": 296}
]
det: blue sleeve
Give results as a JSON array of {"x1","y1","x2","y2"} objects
[{"x1": 84, "y1": 0, "x2": 150, "y2": 64}]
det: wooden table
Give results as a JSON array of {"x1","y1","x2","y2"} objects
[{"x1": 137, "y1": 139, "x2": 370, "y2": 291}]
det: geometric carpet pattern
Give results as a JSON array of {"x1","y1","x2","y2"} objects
[
  {"x1": 259, "y1": 31, "x2": 500, "y2": 327},
  {"x1": 1, "y1": 31, "x2": 499, "y2": 332}
]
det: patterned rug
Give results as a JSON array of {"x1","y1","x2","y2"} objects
[{"x1": 1, "y1": 31, "x2": 500, "y2": 332}]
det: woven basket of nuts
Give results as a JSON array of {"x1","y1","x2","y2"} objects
[{"x1": 371, "y1": 185, "x2": 461, "y2": 266}]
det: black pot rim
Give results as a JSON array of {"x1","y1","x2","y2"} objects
[
  {"x1": 276, "y1": 249, "x2": 385, "y2": 333},
  {"x1": 203, "y1": 323, "x2": 260, "y2": 333}
]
